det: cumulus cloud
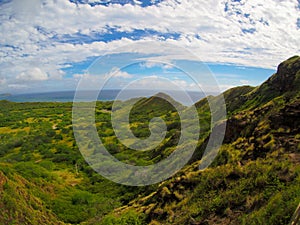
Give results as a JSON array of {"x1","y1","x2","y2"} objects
[
  {"x1": 124, "y1": 75, "x2": 200, "y2": 91},
  {"x1": 140, "y1": 61, "x2": 174, "y2": 69},
  {"x1": 108, "y1": 67, "x2": 133, "y2": 78},
  {"x1": 17, "y1": 67, "x2": 48, "y2": 81},
  {"x1": 0, "y1": 0, "x2": 299, "y2": 92}
]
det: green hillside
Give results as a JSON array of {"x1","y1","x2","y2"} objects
[
  {"x1": 108, "y1": 56, "x2": 300, "y2": 225},
  {"x1": 0, "y1": 56, "x2": 299, "y2": 224}
]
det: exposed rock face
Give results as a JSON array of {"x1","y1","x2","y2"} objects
[
  {"x1": 192, "y1": 56, "x2": 300, "y2": 162},
  {"x1": 263, "y1": 55, "x2": 300, "y2": 94},
  {"x1": 224, "y1": 56, "x2": 300, "y2": 141},
  {"x1": 270, "y1": 99, "x2": 300, "y2": 132}
]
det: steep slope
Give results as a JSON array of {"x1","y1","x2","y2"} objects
[
  {"x1": 0, "y1": 56, "x2": 299, "y2": 225},
  {"x1": 0, "y1": 167, "x2": 65, "y2": 225},
  {"x1": 194, "y1": 85, "x2": 255, "y2": 115},
  {"x1": 195, "y1": 55, "x2": 300, "y2": 116},
  {"x1": 238, "y1": 55, "x2": 300, "y2": 111},
  {"x1": 223, "y1": 56, "x2": 300, "y2": 151},
  {"x1": 102, "y1": 56, "x2": 300, "y2": 225}
]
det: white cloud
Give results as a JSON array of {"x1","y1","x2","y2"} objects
[
  {"x1": 0, "y1": 78, "x2": 6, "y2": 85},
  {"x1": 8, "y1": 84, "x2": 28, "y2": 89},
  {"x1": 123, "y1": 75, "x2": 200, "y2": 91},
  {"x1": 240, "y1": 79, "x2": 251, "y2": 85},
  {"x1": 17, "y1": 67, "x2": 48, "y2": 81},
  {"x1": 133, "y1": 0, "x2": 142, "y2": 5},
  {"x1": 141, "y1": 61, "x2": 162, "y2": 68},
  {"x1": 125, "y1": 76, "x2": 172, "y2": 90},
  {"x1": 108, "y1": 67, "x2": 133, "y2": 79},
  {"x1": 0, "y1": 0, "x2": 299, "y2": 92},
  {"x1": 72, "y1": 72, "x2": 107, "y2": 90},
  {"x1": 140, "y1": 61, "x2": 174, "y2": 70}
]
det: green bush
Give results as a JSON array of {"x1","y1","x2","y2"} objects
[{"x1": 100, "y1": 210, "x2": 146, "y2": 225}]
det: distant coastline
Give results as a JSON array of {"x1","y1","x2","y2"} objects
[
  {"x1": 0, "y1": 93, "x2": 12, "y2": 97},
  {"x1": 0, "y1": 90, "x2": 215, "y2": 106}
]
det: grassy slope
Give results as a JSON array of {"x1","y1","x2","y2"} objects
[
  {"x1": 0, "y1": 101, "x2": 131, "y2": 225},
  {"x1": 0, "y1": 56, "x2": 299, "y2": 224},
  {"x1": 0, "y1": 168, "x2": 64, "y2": 225},
  {"x1": 98, "y1": 56, "x2": 300, "y2": 224}
]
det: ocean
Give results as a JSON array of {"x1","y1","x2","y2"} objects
[{"x1": 0, "y1": 90, "x2": 211, "y2": 106}]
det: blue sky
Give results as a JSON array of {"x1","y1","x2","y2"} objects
[{"x1": 0, "y1": 0, "x2": 299, "y2": 94}]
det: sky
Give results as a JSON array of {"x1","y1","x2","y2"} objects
[{"x1": 0, "y1": 0, "x2": 299, "y2": 94}]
